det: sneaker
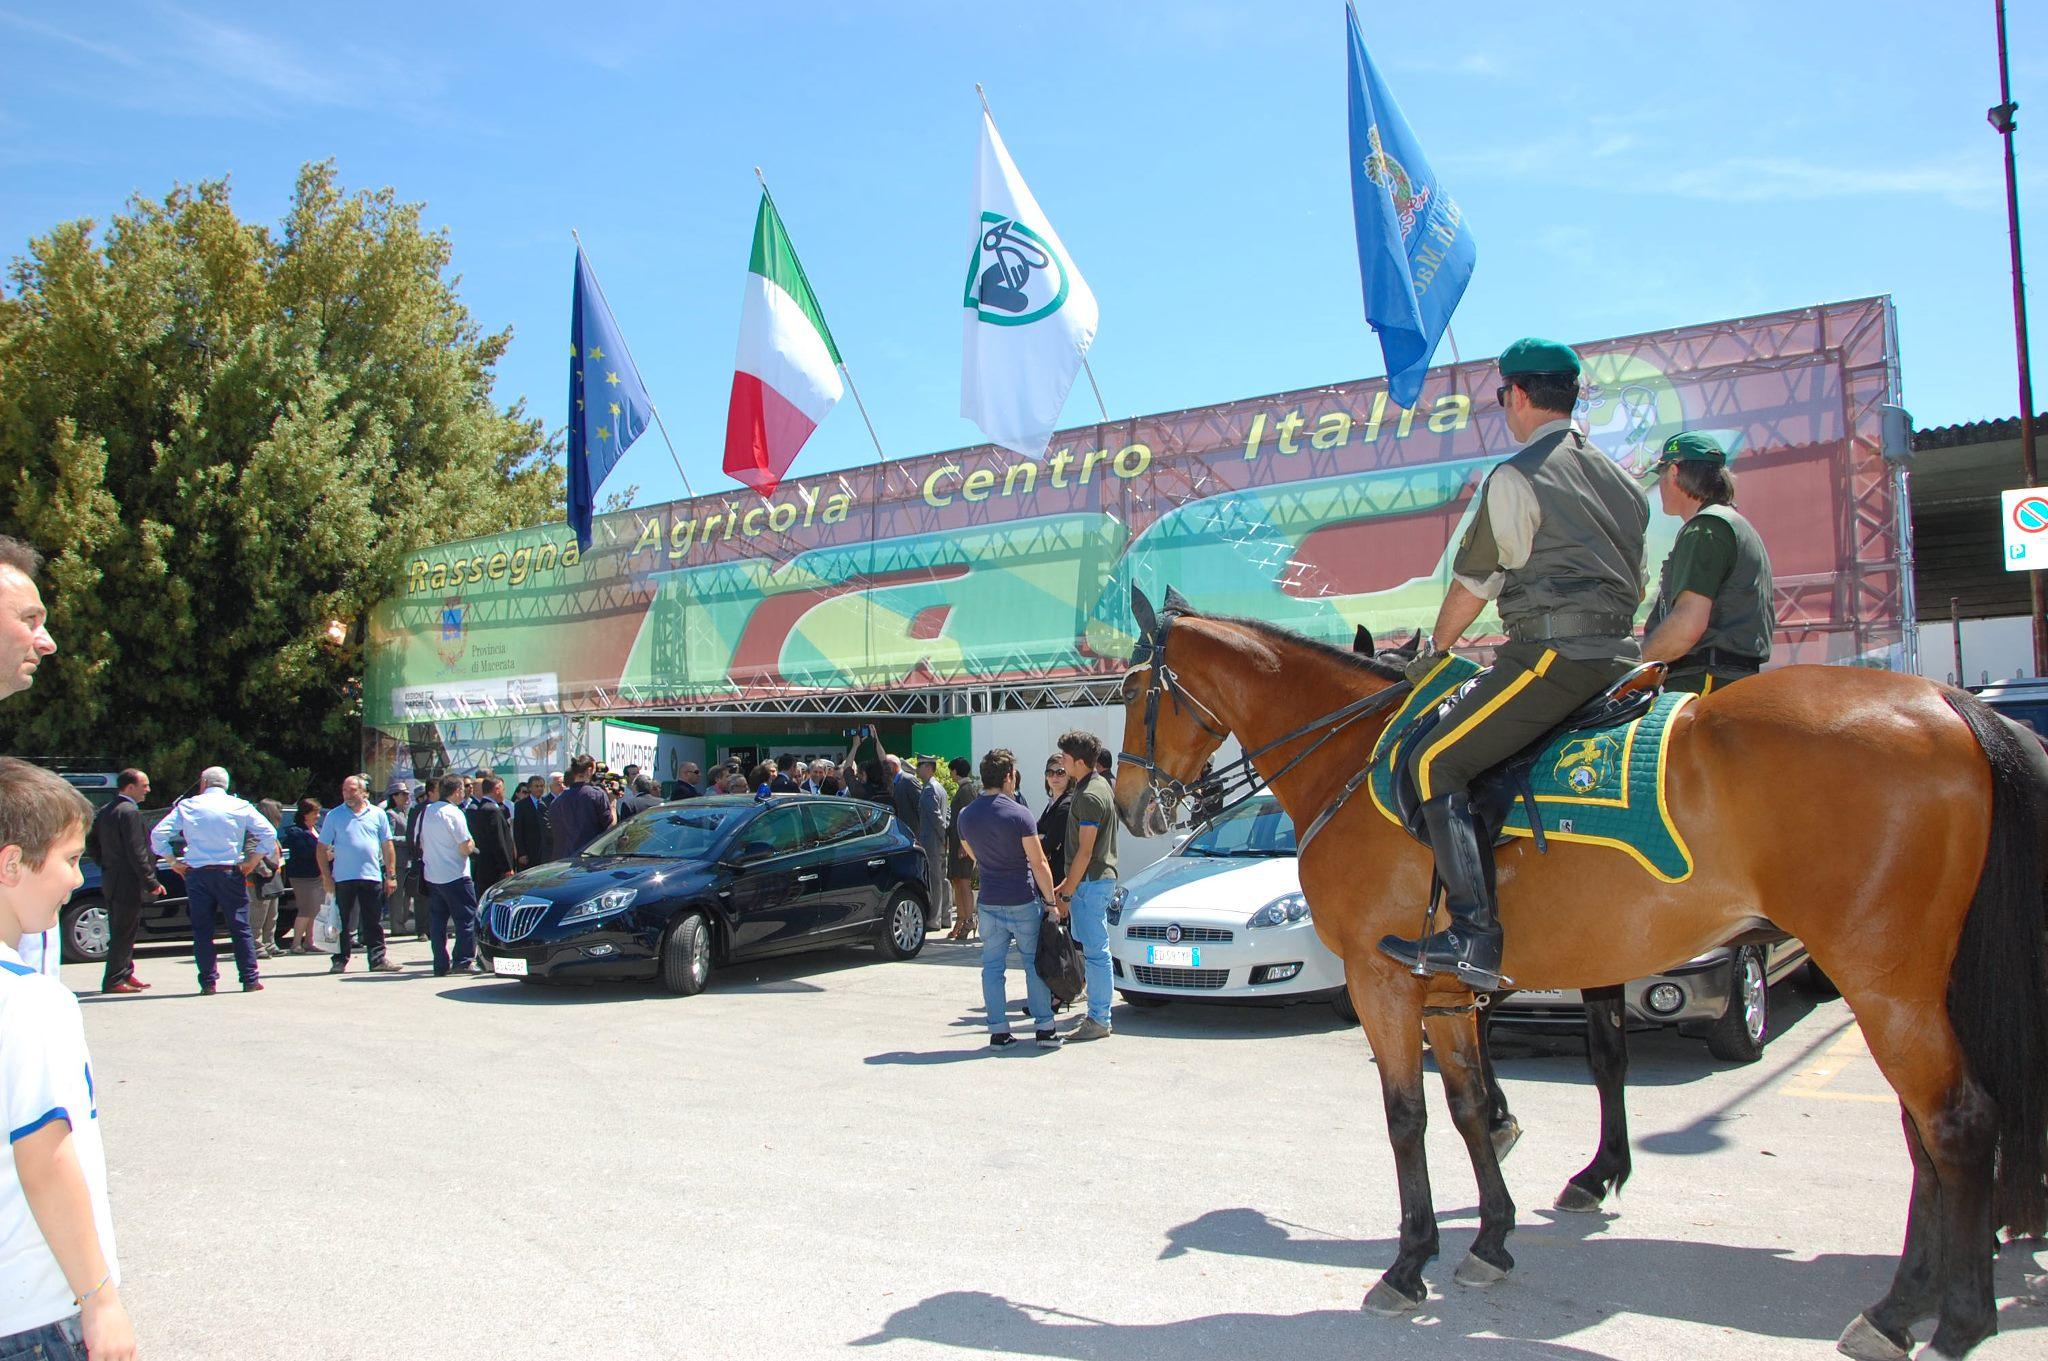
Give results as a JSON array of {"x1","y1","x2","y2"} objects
[
  {"x1": 369, "y1": 961, "x2": 403, "y2": 974},
  {"x1": 1068, "y1": 1017, "x2": 1112, "y2": 1042},
  {"x1": 987, "y1": 1033, "x2": 1018, "y2": 1049},
  {"x1": 242, "y1": 981, "x2": 264, "y2": 993},
  {"x1": 198, "y1": 984, "x2": 216, "y2": 996},
  {"x1": 328, "y1": 960, "x2": 347, "y2": 974},
  {"x1": 1035, "y1": 1029, "x2": 1063, "y2": 1048}
]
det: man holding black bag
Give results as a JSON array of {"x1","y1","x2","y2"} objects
[{"x1": 954, "y1": 748, "x2": 1064, "y2": 1051}]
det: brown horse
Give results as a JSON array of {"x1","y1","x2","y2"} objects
[{"x1": 1110, "y1": 589, "x2": 2047, "y2": 1360}]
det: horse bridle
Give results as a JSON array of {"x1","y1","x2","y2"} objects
[
  {"x1": 1116, "y1": 608, "x2": 1234, "y2": 811},
  {"x1": 1118, "y1": 606, "x2": 1417, "y2": 827}
]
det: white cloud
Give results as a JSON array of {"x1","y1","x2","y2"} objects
[
  {"x1": 0, "y1": 6, "x2": 447, "y2": 120},
  {"x1": 1658, "y1": 154, "x2": 2001, "y2": 209}
]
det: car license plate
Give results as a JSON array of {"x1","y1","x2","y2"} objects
[
  {"x1": 493, "y1": 956, "x2": 528, "y2": 977},
  {"x1": 1517, "y1": 988, "x2": 1564, "y2": 1000},
  {"x1": 1147, "y1": 945, "x2": 1199, "y2": 968}
]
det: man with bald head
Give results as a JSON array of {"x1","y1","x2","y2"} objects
[
  {"x1": 317, "y1": 775, "x2": 401, "y2": 975},
  {"x1": 150, "y1": 766, "x2": 278, "y2": 994},
  {"x1": 0, "y1": 537, "x2": 62, "y2": 977}
]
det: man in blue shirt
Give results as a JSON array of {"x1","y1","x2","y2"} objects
[
  {"x1": 149, "y1": 766, "x2": 278, "y2": 994},
  {"x1": 956, "y1": 749, "x2": 1063, "y2": 1049},
  {"x1": 316, "y1": 775, "x2": 401, "y2": 975}
]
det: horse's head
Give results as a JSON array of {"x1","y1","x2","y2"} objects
[{"x1": 1114, "y1": 584, "x2": 1231, "y2": 839}]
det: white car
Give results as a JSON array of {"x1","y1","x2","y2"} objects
[{"x1": 1108, "y1": 793, "x2": 1353, "y2": 1020}]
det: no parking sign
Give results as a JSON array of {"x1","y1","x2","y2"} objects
[{"x1": 2003, "y1": 488, "x2": 2048, "y2": 571}]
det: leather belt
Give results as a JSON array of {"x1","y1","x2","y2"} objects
[
  {"x1": 1679, "y1": 646, "x2": 1765, "y2": 673},
  {"x1": 1506, "y1": 611, "x2": 1636, "y2": 643}
]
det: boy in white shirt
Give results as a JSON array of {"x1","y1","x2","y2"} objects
[{"x1": 0, "y1": 758, "x2": 135, "y2": 1359}]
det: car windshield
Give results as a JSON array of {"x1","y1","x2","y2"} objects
[
  {"x1": 1180, "y1": 797, "x2": 1296, "y2": 858},
  {"x1": 582, "y1": 805, "x2": 750, "y2": 860}
]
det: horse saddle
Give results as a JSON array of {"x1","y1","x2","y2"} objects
[{"x1": 1386, "y1": 661, "x2": 1669, "y2": 852}]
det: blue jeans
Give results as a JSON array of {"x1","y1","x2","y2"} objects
[
  {"x1": 0, "y1": 1315, "x2": 86, "y2": 1359},
  {"x1": 426, "y1": 877, "x2": 479, "y2": 973},
  {"x1": 186, "y1": 864, "x2": 257, "y2": 987},
  {"x1": 979, "y1": 901, "x2": 1054, "y2": 1034},
  {"x1": 1069, "y1": 878, "x2": 1116, "y2": 1025}
]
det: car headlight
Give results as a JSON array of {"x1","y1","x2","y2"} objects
[
  {"x1": 1107, "y1": 887, "x2": 1128, "y2": 925},
  {"x1": 560, "y1": 888, "x2": 638, "y2": 924},
  {"x1": 1246, "y1": 892, "x2": 1310, "y2": 929}
]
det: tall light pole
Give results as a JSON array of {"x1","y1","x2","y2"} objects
[{"x1": 1993, "y1": 0, "x2": 2044, "y2": 675}]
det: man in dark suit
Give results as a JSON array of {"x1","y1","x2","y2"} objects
[
  {"x1": 667, "y1": 762, "x2": 701, "y2": 801},
  {"x1": 91, "y1": 768, "x2": 165, "y2": 994},
  {"x1": 512, "y1": 775, "x2": 550, "y2": 869},
  {"x1": 467, "y1": 775, "x2": 518, "y2": 891}
]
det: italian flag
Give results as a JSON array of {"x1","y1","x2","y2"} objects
[{"x1": 723, "y1": 192, "x2": 843, "y2": 497}]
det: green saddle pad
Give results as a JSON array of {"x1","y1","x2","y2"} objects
[{"x1": 1366, "y1": 655, "x2": 1698, "y2": 883}]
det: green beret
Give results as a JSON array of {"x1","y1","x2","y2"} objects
[
  {"x1": 1498, "y1": 337, "x2": 1582, "y2": 378},
  {"x1": 1656, "y1": 431, "x2": 1737, "y2": 467}
]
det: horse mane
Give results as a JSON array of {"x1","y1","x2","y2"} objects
[{"x1": 1178, "y1": 610, "x2": 1409, "y2": 684}]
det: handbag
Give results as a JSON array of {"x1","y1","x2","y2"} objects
[
  {"x1": 1034, "y1": 911, "x2": 1084, "y2": 1004},
  {"x1": 311, "y1": 896, "x2": 343, "y2": 954}
]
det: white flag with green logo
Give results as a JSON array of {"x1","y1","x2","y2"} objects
[{"x1": 961, "y1": 109, "x2": 1099, "y2": 458}]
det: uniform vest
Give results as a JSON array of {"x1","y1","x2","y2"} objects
[
  {"x1": 1494, "y1": 429, "x2": 1650, "y2": 639},
  {"x1": 1648, "y1": 503, "x2": 1776, "y2": 662}
]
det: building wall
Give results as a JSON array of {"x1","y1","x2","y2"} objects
[{"x1": 1918, "y1": 615, "x2": 2040, "y2": 685}]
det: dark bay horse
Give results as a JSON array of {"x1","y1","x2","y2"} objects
[{"x1": 1111, "y1": 590, "x2": 2047, "y2": 1360}]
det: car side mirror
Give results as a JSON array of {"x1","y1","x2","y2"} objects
[{"x1": 738, "y1": 840, "x2": 776, "y2": 862}]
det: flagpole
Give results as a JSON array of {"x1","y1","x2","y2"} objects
[
  {"x1": 751, "y1": 168, "x2": 889, "y2": 692},
  {"x1": 571, "y1": 228, "x2": 697, "y2": 501}
]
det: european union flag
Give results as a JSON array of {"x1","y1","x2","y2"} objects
[
  {"x1": 1346, "y1": 4, "x2": 1475, "y2": 409},
  {"x1": 568, "y1": 244, "x2": 655, "y2": 549}
]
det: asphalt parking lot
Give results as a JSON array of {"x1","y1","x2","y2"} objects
[{"x1": 68, "y1": 936, "x2": 2046, "y2": 1360}]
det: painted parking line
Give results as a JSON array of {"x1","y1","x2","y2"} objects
[{"x1": 1781, "y1": 1023, "x2": 1893, "y2": 1104}]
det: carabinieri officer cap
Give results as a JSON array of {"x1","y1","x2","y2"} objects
[
  {"x1": 1497, "y1": 337, "x2": 1582, "y2": 377},
  {"x1": 1655, "y1": 431, "x2": 1734, "y2": 468}
]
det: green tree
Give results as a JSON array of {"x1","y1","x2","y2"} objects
[{"x1": 0, "y1": 161, "x2": 564, "y2": 798}]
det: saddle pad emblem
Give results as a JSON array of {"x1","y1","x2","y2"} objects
[{"x1": 1555, "y1": 734, "x2": 1619, "y2": 795}]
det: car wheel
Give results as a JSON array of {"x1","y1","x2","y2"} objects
[
  {"x1": 60, "y1": 899, "x2": 110, "y2": 965},
  {"x1": 1707, "y1": 945, "x2": 1770, "y2": 1063},
  {"x1": 876, "y1": 890, "x2": 927, "y2": 960},
  {"x1": 1793, "y1": 957, "x2": 1840, "y2": 998},
  {"x1": 1118, "y1": 989, "x2": 1170, "y2": 1009},
  {"x1": 660, "y1": 913, "x2": 713, "y2": 996},
  {"x1": 1332, "y1": 989, "x2": 1359, "y2": 1023}
]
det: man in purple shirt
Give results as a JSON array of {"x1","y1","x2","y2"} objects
[
  {"x1": 955, "y1": 748, "x2": 1063, "y2": 1051},
  {"x1": 547, "y1": 753, "x2": 615, "y2": 858}
]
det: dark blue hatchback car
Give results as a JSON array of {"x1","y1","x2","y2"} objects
[{"x1": 477, "y1": 795, "x2": 930, "y2": 993}]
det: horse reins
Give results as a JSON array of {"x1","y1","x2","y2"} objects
[{"x1": 1118, "y1": 607, "x2": 1415, "y2": 831}]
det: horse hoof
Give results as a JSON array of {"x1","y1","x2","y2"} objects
[
  {"x1": 1553, "y1": 1183, "x2": 1605, "y2": 1214},
  {"x1": 1453, "y1": 1253, "x2": 1509, "y2": 1288},
  {"x1": 1835, "y1": 1313, "x2": 1911, "y2": 1361},
  {"x1": 1362, "y1": 1278, "x2": 1424, "y2": 1315},
  {"x1": 1490, "y1": 1117, "x2": 1523, "y2": 1163}
]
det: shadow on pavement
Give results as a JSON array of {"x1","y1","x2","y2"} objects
[
  {"x1": 849, "y1": 1290, "x2": 1620, "y2": 1360},
  {"x1": 1128, "y1": 1205, "x2": 2048, "y2": 1350}
]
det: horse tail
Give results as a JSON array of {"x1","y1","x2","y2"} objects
[{"x1": 1941, "y1": 686, "x2": 2048, "y2": 1237}]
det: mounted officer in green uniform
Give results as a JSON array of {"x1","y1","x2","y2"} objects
[
  {"x1": 1639, "y1": 432, "x2": 1777, "y2": 695},
  {"x1": 1379, "y1": 338, "x2": 1650, "y2": 991}
]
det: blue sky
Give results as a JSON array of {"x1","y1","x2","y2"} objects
[{"x1": 2, "y1": 1, "x2": 2043, "y2": 507}]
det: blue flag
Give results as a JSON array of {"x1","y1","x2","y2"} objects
[
  {"x1": 568, "y1": 245, "x2": 655, "y2": 549},
  {"x1": 1346, "y1": 4, "x2": 1475, "y2": 409}
]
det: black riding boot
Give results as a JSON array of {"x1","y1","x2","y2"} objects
[{"x1": 1378, "y1": 792, "x2": 1506, "y2": 990}]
